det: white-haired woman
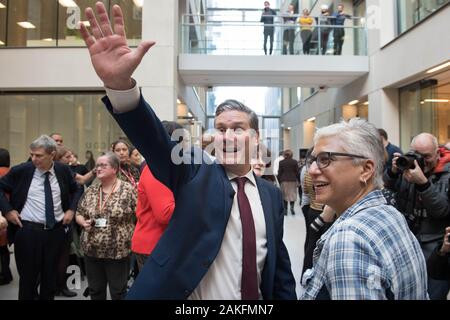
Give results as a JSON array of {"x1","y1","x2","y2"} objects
[
  {"x1": 300, "y1": 118, "x2": 428, "y2": 300},
  {"x1": 76, "y1": 152, "x2": 136, "y2": 300}
]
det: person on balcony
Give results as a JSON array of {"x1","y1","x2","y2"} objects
[
  {"x1": 330, "y1": 4, "x2": 352, "y2": 55},
  {"x1": 260, "y1": 1, "x2": 277, "y2": 55},
  {"x1": 299, "y1": 8, "x2": 314, "y2": 55},
  {"x1": 316, "y1": 5, "x2": 331, "y2": 55},
  {"x1": 282, "y1": 4, "x2": 296, "y2": 55}
]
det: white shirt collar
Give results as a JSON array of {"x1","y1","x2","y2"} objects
[
  {"x1": 226, "y1": 168, "x2": 257, "y2": 187},
  {"x1": 36, "y1": 163, "x2": 55, "y2": 177}
]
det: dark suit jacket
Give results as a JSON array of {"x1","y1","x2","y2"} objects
[
  {"x1": 103, "y1": 95, "x2": 296, "y2": 300},
  {"x1": 0, "y1": 161, "x2": 83, "y2": 243}
]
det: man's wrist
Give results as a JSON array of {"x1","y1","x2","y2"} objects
[
  {"x1": 104, "y1": 78, "x2": 134, "y2": 91},
  {"x1": 415, "y1": 180, "x2": 431, "y2": 192},
  {"x1": 105, "y1": 78, "x2": 140, "y2": 113}
]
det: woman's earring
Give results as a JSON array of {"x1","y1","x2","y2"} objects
[{"x1": 362, "y1": 179, "x2": 367, "y2": 188}]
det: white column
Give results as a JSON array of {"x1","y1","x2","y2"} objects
[
  {"x1": 137, "y1": 0, "x2": 179, "y2": 121},
  {"x1": 368, "y1": 88, "x2": 400, "y2": 145}
]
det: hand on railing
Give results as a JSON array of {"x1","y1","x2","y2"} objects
[{"x1": 79, "y1": 2, "x2": 155, "y2": 90}]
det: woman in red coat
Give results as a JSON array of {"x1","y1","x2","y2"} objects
[
  {"x1": 131, "y1": 121, "x2": 181, "y2": 271},
  {"x1": 131, "y1": 165, "x2": 175, "y2": 271}
]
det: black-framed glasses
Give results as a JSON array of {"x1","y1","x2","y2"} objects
[
  {"x1": 95, "y1": 163, "x2": 111, "y2": 169},
  {"x1": 306, "y1": 152, "x2": 368, "y2": 170}
]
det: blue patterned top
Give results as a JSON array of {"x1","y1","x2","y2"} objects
[{"x1": 300, "y1": 190, "x2": 429, "y2": 300}]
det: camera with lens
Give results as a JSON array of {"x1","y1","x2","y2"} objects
[{"x1": 396, "y1": 151, "x2": 425, "y2": 172}]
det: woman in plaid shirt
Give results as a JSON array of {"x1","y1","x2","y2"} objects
[{"x1": 300, "y1": 118, "x2": 428, "y2": 300}]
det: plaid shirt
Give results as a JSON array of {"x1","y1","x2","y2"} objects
[{"x1": 300, "y1": 190, "x2": 429, "y2": 300}]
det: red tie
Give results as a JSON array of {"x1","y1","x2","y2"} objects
[{"x1": 234, "y1": 177, "x2": 258, "y2": 300}]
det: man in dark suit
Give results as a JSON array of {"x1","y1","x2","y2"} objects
[
  {"x1": 79, "y1": 2, "x2": 296, "y2": 300},
  {"x1": 0, "y1": 135, "x2": 83, "y2": 300}
]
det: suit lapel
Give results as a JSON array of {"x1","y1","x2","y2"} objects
[
  {"x1": 219, "y1": 164, "x2": 235, "y2": 224},
  {"x1": 255, "y1": 176, "x2": 276, "y2": 294},
  {"x1": 23, "y1": 164, "x2": 36, "y2": 200}
]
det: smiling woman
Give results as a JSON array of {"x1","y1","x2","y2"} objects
[{"x1": 300, "y1": 118, "x2": 429, "y2": 300}]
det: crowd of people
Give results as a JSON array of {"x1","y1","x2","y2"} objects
[
  {"x1": 260, "y1": 2, "x2": 353, "y2": 56},
  {"x1": 0, "y1": 2, "x2": 449, "y2": 301}
]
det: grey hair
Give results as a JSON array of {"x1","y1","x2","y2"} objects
[
  {"x1": 411, "y1": 133, "x2": 438, "y2": 151},
  {"x1": 313, "y1": 118, "x2": 385, "y2": 188},
  {"x1": 215, "y1": 99, "x2": 259, "y2": 132},
  {"x1": 30, "y1": 135, "x2": 57, "y2": 154},
  {"x1": 100, "y1": 151, "x2": 120, "y2": 172}
]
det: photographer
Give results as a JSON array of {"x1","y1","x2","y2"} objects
[{"x1": 383, "y1": 133, "x2": 450, "y2": 299}]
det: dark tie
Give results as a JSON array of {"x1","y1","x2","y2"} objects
[
  {"x1": 234, "y1": 177, "x2": 258, "y2": 300},
  {"x1": 44, "y1": 172, "x2": 56, "y2": 229}
]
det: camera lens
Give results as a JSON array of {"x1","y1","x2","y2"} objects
[{"x1": 396, "y1": 156, "x2": 411, "y2": 171}]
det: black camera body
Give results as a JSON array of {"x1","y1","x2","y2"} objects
[{"x1": 396, "y1": 151, "x2": 425, "y2": 172}]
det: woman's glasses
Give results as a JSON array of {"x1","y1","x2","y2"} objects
[
  {"x1": 306, "y1": 152, "x2": 368, "y2": 170},
  {"x1": 95, "y1": 163, "x2": 111, "y2": 169}
]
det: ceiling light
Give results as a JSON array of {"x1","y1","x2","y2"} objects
[
  {"x1": 363, "y1": 101, "x2": 369, "y2": 105},
  {"x1": 287, "y1": 127, "x2": 292, "y2": 130},
  {"x1": 133, "y1": 0, "x2": 144, "y2": 8},
  {"x1": 17, "y1": 22, "x2": 36, "y2": 29},
  {"x1": 42, "y1": 38, "x2": 53, "y2": 42},
  {"x1": 307, "y1": 117, "x2": 316, "y2": 122},
  {"x1": 58, "y1": 0, "x2": 78, "y2": 7},
  {"x1": 426, "y1": 61, "x2": 450, "y2": 74},
  {"x1": 348, "y1": 100, "x2": 359, "y2": 105},
  {"x1": 423, "y1": 99, "x2": 449, "y2": 103},
  {"x1": 0, "y1": 3, "x2": 6, "y2": 9}
]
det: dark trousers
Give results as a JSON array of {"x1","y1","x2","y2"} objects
[
  {"x1": 14, "y1": 222, "x2": 65, "y2": 300},
  {"x1": 320, "y1": 30, "x2": 330, "y2": 55},
  {"x1": 84, "y1": 255, "x2": 130, "y2": 300},
  {"x1": 134, "y1": 253, "x2": 149, "y2": 272},
  {"x1": 0, "y1": 245, "x2": 12, "y2": 284},
  {"x1": 263, "y1": 29, "x2": 274, "y2": 55},
  {"x1": 56, "y1": 229, "x2": 72, "y2": 291},
  {"x1": 282, "y1": 29, "x2": 295, "y2": 55},
  {"x1": 302, "y1": 207, "x2": 323, "y2": 274},
  {"x1": 300, "y1": 30, "x2": 312, "y2": 54},
  {"x1": 421, "y1": 241, "x2": 450, "y2": 300},
  {"x1": 333, "y1": 28, "x2": 345, "y2": 55}
]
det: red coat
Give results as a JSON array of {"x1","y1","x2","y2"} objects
[
  {"x1": 435, "y1": 146, "x2": 450, "y2": 174},
  {"x1": 131, "y1": 165, "x2": 175, "y2": 255}
]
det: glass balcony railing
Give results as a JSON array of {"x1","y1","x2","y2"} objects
[{"x1": 181, "y1": 14, "x2": 367, "y2": 56}]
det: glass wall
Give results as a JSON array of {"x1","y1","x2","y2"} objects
[
  {"x1": 0, "y1": 92, "x2": 124, "y2": 166},
  {"x1": 397, "y1": 0, "x2": 449, "y2": 35},
  {"x1": 399, "y1": 71, "x2": 450, "y2": 150},
  {"x1": 0, "y1": 0, "x2": 141, "y2": 47},
  {"x1": 0, "y1": 1, "x2": 6, "y2": 46}
]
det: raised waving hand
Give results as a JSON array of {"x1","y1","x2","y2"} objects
[{"x1": 79, "y1": 2, "x2": 155, "y2": 90}]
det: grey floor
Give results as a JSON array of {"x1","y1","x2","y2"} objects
[{"x1": 0, "y1": 201, "x2": 306, "y2": 300}]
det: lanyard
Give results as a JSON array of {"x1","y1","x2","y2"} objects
[
  {"x1": 120, "y1": 167, "x2": 137, "y2": 189},
  {"x1": 97, "y1": 179, "x2": 118, "y2": 215}
]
